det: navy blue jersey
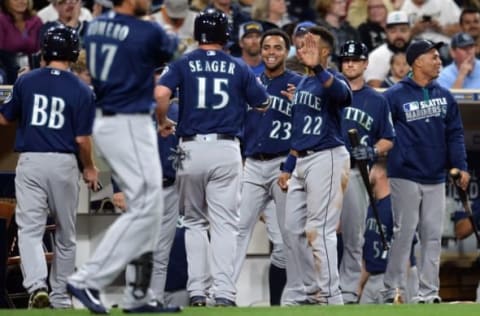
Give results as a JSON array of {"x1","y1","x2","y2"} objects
[
  {"x1": 243, "y1": 70, "x2": 302, "y2": 157},
  {"x1": 0, "y1": 68, "x2": 95, "y2": 153},
  {"x1": 363, "y1": 196, "x2": 393, "y2": 273},
  {"x1": 158, "y1": 103, "x2": 179, "y2": 180},
  {"x1": 158, "y1": 49, "x2": 269, "y2": 137},
  {"x1": 290, "y1": 70, "x2": 351, "y2": 152},
  {"x1": 384, "y1": 77, "x2": 467, "y2": 184},
  {"x1": 234, "y1": 57, "x2": 265, "y2": 77},
  {"x1": 341, "y1": 85, "x2": 395, "y2": 151},
  {"x1": 84, "y1": 11, "x2": 177, "y2": 114},
  {"x1": 363, "y1": 196, "x2": 417, "y2": 272}
]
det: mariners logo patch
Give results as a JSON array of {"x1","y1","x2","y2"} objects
[{"x1": 402, "y1": 98, "x2": 447, "y2": 122}]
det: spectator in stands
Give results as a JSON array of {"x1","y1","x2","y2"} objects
[
  {"x1": 437, "y1": 32, "x2": 480, "y2": 89},
  {"x1": 251, "y1": 0, "x2": 293, "y2": 28},
  {"x1": 208, "y1": 0, "x2": 252, "y2": 57},
  {"x1": 459, "y1": 7, "x2": 480, "y2": 58},
  {"x1": 357, "y1": 0, "x2": 390, "y2": 52},
  {"x1": 151, "y1": 0, "x2": 198, "y2": 56},
  {"x1": 37, "y1": 0, "x2": 92, "y2": 23},
  {"x1": 0, "y1": 0, "x2": 43, "y2": 72},
  {"x1": 365, "y1": 10, "x2": 412, "y2": 87},
  {"x1": 191, "y1": 0, "x2": 209, "y2": 12},
  {"x1": 40, "y1": 0, "x2": 88, "y2": 46},
  {"x1": 381, "y1": 52, "x2": 410, "y2": 87},
  {"x1": 315, "y1": 0, "x2": 360, "y2": 65},
  {"x1": 237, "y1": 21, "x2": 265, "y2": 76},
  {"x1": 92, "y1": 0, "x2": 113, "y2": 17},
  {"x1": 347, "y1": 0, "x2": 393, "y2": 28},
  {"x1": 71, "y1": 49, "x2": 91, "y2": 85},
  {"x1": 401, "y1": 0, "x2": 461, "y2": 45}
]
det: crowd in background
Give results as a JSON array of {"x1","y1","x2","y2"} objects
[{"x1": 2, "y1": 0, "x2": 480, "y2": 89}]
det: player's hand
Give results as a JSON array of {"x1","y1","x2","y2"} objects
[
  {"x1": 297, "y1": 32, "x2": 321, "y2": 68},
  {"x1": 112, "y1": 192, "x2": 127, "y2": 212},
  {"x1": 281, "y1": 83, "x2": 296, "y2": 101},
  {"x1": 277, "y1": 172, "x2": 291, "y2": 191},
  {"x1": 351, "y1": 145, "x2": 376, "y2": 161},
  {"x1": 158, "y1": 118, "x2": 176, "y2": 137},
  {"x1": 458, "y1": 170, "x2": 471, "y2": 191},
  {"x1": 83, "y1": 166, "x2": 99, "y2": 191}
]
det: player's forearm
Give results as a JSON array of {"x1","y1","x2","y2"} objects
[
  {"x1": 374, "y1": 139, "x2": 393, "y2": 157},
  {"x1": 154, "y1": 85, "x2": 172, "y2": 123},
  {"x1": 76, "y1": 136, "x2": 96, "y2": 169}
]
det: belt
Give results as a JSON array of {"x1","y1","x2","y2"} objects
[
  {"x1": 296, "y1": 149, "x2": 320, "y2": 158},
  {"x1": 250, "y1": 152, "x2": 288, "y2": 161},
  {"x1": 181, "y1": 134, "x2": 236, "y2": 142},
  {"x1": 101, "y1": 110, "x2": 151, "y2": 116},
  {"x1": 369, "y1": 271, "x2": 385, "y2": 276},
  {"x1": 163, "y1": 177, "x2": 175, "y2": 188}
]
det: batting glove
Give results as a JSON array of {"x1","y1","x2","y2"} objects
[{"x1": 352, "y1": 145, "x2": 377, "y2": 161}]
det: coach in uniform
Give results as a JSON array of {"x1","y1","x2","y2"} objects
[
  {"x1": 0, "y1": 26, "x2": 98, "y2": 309},
  {"x1": 381, "y1": 39, "x2": 470, "y2": 304}
]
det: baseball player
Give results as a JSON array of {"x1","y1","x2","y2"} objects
[
  {"x1": 155, "y1": 9, "x2": 270, "y2": 307},
  {"x1": 66, "y1": 0, "x2": 178, "y2": 313},
  {"x1": 0, "y1": 25, "x2": 98, "y2": 309},
  {"x1": 338, "y1": 40, "x2": 395, "y2": 304},
  {"x1": 277, "y1": 26, "x2": 352, "y2": 305},
  {"x1": 381, "y1": 40, "x2": 470, "y2": 304},
  {"x1": 359, "y1": 196, "x2": 419, "y2": 304},
  {"x1": 232, "y1": 28, "x2": 306, "y2": 306}
]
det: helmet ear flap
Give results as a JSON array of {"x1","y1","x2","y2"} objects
[
  {"x1": 194, "y1": 8, "x2": 230, "y2": 45},
  {"x1": 42, "y1": 25, "x2": 81, "y2": 63}
]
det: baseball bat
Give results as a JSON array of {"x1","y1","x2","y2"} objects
[
  {"x1": 450, "y1": 168, "x2": 480, "y2": 244},
  {"x1": 348, "y1": 129, "x2": 389, "y2": 259}
]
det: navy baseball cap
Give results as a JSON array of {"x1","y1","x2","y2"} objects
[
  {"x1": 406, "y1": 40, "x2": 444, "y2": 66},
  {"x1": 451, "y1": 32, "x2": 475, "y2": 49},
  {"x1": 293, "y1": 21, "x2": 316, "y2": 36},
  {"x1": 239, "y1": 21, "x2": 263, "y2": 39}
]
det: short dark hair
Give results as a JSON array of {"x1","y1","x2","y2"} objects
[
  {"x1": 460, "y1": 7, "x2": 480, "y2": 25},
  {"x1": 112, "y1": 0, "x2": 124, "y2": 7},
  {"x1": 260, "y1": 29, "x2": 291, "y2": 50},
  {"x1": 308, "y1": 26, "x2": 335, "y2": 52}
]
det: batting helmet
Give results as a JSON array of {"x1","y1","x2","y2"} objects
[
  {"x1": 339, "y1": 41, "x2": 368, "y2": 60},
  {"x1": 42, "y1": 25, "x2": 80, "y2": 63},
  {"x1": 194, "y1": 9, "x2": 230, "y2": 45}
]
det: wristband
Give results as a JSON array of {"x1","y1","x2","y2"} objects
[
  {"x1": 280, "y1": 154, "x2": 297, "y2": 173},
  {"x1": 312, "y1": 65, "x2": 331, "y2": 84}
]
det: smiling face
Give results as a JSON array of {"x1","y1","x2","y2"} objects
[{"x1": 261, "y1": 34, "x2": 289, "y2": 74}]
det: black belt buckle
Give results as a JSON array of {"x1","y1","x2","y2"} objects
[
  {"x1": 297, "y1": 149, "x2": 316, "y2": 158},
  {"x1": 102, "y1": 110, "x2": 116, "y2": 116},
  {"x1": 162, "y1": 177, "x2": 175, "y2": 188},
  {"x1": 251, "y1": 152, "x2": 286, "y2": 161}
]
